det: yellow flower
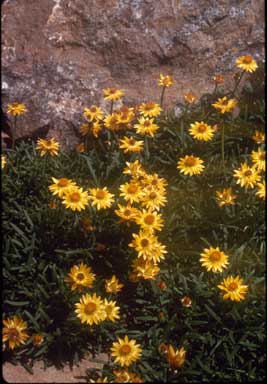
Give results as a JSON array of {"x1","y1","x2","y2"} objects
[
  {"x1": 103, "y1": 299, "x2": 120, "y2": 322},
  {"x1": 135, "y1": 209, "x2": 164, "y2": 233},
  {"x1": 184, "y1": 92, "x2": 197, "y2": 104},
  {"x1": 200, "y1": 246, "x2": 229, "y2": 273},
  {"x1": 129, "y1": 231, "x2": 167, "y2": 262},
  {"x1": 218, "y1": 275, "x2": 248, "y2": 302},
  {"x1": 139, "y1": 102, "x2": 162, "y2": 118},
  {"x1": 111, "y1": 336, "x2": 142, "y2": 367},
  {"x1": 141, "y1": 189, "x2": 167, "y2": 211},
  {"x1": 65, "y1": 262, "x2": 95, "y2": 291},
  {"x1": 117, "y1": 106, "x2": 135, "y2": 125},
  {"x1": 251, "y1": 148, "x2": 265, "y2": 171},
  {"x1": 212, "y1": 96, "x2": 237, "y2": 114},
  {"x1": 256, "y1": 181, "x2": 265, "y2": 199},
  {"x1": 119, "y1": 182, "x2": 143, "y2": 204},
  {"x1": 7, "y1": 103, "x2": 27, "y2": 116},
  {"x1": 75, "y1": 293, "x2": 106, "y2": 325},
  {"x1": 36, "y1": 138, "x2": 60, "y2": 157},
  {"x1": 3, "y1": 316, "x2": 29, "y2": 350},
  {"x1": 235, "y1": 55, "x2": 258, "y2": 72},
  {"x1": 213, "y1": 75, "x2": 225, "y2": 84},
  {"x1": 80, "y1": 123, "x2": 90, "y2": 136},
  {"x1": 189, "y1": 121, "x2": 215, "y2": 141},
  {"x1": 49, "y1": 177, "x2": 77, "y2": 198},
  {"x1": 88, "y1": 187, "x2": 115, "y2": 210},
  {"x1": 113, "y1": 369, "x2": 144, "y2": 383},
  {"x1": 2, "y1": 155, "x2": 6, "y2": 169},
  {"x1": 83, "y1": 106, "x2": 104, "y2": 121},
  {"x1": 92, "y1": 121, "x2": 102, "y2": 138},
  {"x1": 104, "y1": 113, "x2": 121, "y2": 131},
  {"x1": 158, "y1": 74, "x2": 174, "y2": 87},
  {"x1": 252, "y1": 130, "x2": 265, "y2": 144},
  {"x1": 123, "y1": 160, "x2": 146, "y2": 179},
  {"x1": 62, "y1": 187, "x2": 89, "y2": 211},
  {"x1": 32, "y1": 334, "x2": 44, "y2": 346},
  {"x1": 132, "y1": 257, "x2": 160, "y2": 280},
  {"x1": 216, "y1": 188, "x2": 237, "y2": 207},
  {"x1": 233, "y1": 163, "x2": 261, "y2": 188},
  {"x1": 119, "y1": 136, "x2": 144, "y2": 153},
  {"x1": 177, "y1": 155, "x2": 204, "y2": 176},
  {"x1": 115, "y1": 204, "x2": 140, "y2": 222},
  {"x1": 105, "y1": 275, "x2": 124, "y2": 294},
  {"x1": 166, "y1": 345, "x2": 186, "y2": 370},
  {"x1": 89, "y1": 377, "x2": 109, "y2": 383},
  {"x1": 142, "y1": 173, "x2": 168, "y2": 192},
  {"x1": 76, "y1": 143, "x2": 85, "y2": 153},
  {"x1": 134, "y1": 117, "x2": 159, "y2": 137},
  {"x1": 103, "y1": 88, "x2": 124, "y2": 101}
]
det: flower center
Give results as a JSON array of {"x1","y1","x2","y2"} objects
[
  {"x1": 259, "y1": 153, "x2": 265, "y2": 160},
  {"x1": 144, "y1": 102, "x2": 155, "y2": 110},
  {"x1": 128, "y1": 184, "x2": 138, "y2": 194},
  {"x1": 141, "y1": 239, "x2": 149, "y2": 247},
  {"x1": 8, "y1": 328, "x2": 19, "y2": 340},
  {"x1": 84, "y1": 302, "x2": 97, "y2": 314},
  {"x1": 58, "y1": 178, "x2": 69, "y2": 187},
  {"x1": 109, "y1": 117, "x2": 118, "y2": 125},
  {"x1": 228, "y1": 282, "x2": 238, "y2": 291},
  {"x1": 96, "y1": 190, "x2": 106, "y2": 200},
  {"x1": 70, "y1": 192, "x2": 81, "y2": 202},
  {"x1": 109, "y1": 88, "x2": 116, "y2": 94},
  {"x1": 90, "y1": 106, "x2": 97, "y2": 113},
  {"x1": 120, "y1": 344, "x2": 131, "y2": 355},
  {"x1": 105, "y1": 305, "x2": 112, "y2": 315},
  {"x1": 76, "y1": 273, "x2": 85, "y2": 281},
  {"x1": 144, "y1": 214, "x2": 155, "y2": 225},
  {"x1": 197, "y1": 124, "x2": 207, "y2": 133},
  {"x1": 185, "y1": 156, "x2": 197, "y2": 167},
  {"x1": 244, "y1": 170, "x2": 252, "y2": 177},
  {"x1": 149, "y1": 192, "x2": 157, "y2": 199},
  {"x1": 243, "y1": 55, "x2": 252, "y2": 63},
  {"x1": 124, "y1": 209, "x2": 132, "y2": 216},
  {"x1": 210, "y1": 251, "x2": 221, "y2": 261},
  {"x1": 143, "y1": 120, "x2": 151, "y2": 127},
  {"x1": 128, "y1": 139, "x2": 136, "y2": 146}
]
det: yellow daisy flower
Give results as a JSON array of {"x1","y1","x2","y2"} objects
[
  {"x1": 189, "y1": 121, "x2": 215, "y2": 141},
  {"x1": 48, "y1": 177, "x2": 77, "y2": 198},
  {"x1": 64, "y1": 262, "x2": 95, "y2": 291},
  {"x1": 251, "y1": 148, "x2": 265, "y2": 171},
  {"x1": 111, "y1": 336, "x2": 142, "y2": 367},
  {"x1": 117, "y1": 106, "x2": 135, "y2": 125},
  {"x1": 103, "y1": 88, "x2": 124, "y2": 101},
  {"x1": 75, "y1": 293, "x2": 106, "y2": 325},
  {"x1": 115, "y1": 204, "x2": 140, "y2": 222},
  {"x1": 129, "y1": 231, "x2": 167, "y2": 262},
  {"x1": 256, "y1": 181, "x2": 265, "y2": 199},
  {"x1": 113, "y1": 369, "x2": 144, "y2": 383},
  {"x1": 252, "y1": 130, "x2": 265, "y2": 144},
  {"x1": 119, "y1": 182, "x2": 143, "y2": 204},
  {"x1": 3, "y1": 316, "x2": 29, "y2": 350},
  {"x1": 105, "y1": 275, "x2": 124, "y2": 294},
  {"x1": 123, "y1": 160, "x2": 145, "y2": 178},
  {"x1": 2, "y1": 155, "x2": 6, "y2": 169},
  {"x1": 80, "y1": 123, "x2": 90, "y2": 136},
  {"x1": 119, "y1": 136, "x2": 144, "y2": 153},
  {"x1": 139, "y1": 101, "x2": 162, "y2": 118},
  {"x1": 135, "y1": 209, "x2": 164, "y2": 233},
  {"x1": 83, "y1": 106, "x2": 104, "y2": 121},
  {"x1": 158, "y1": 74, "x2": 174, "y2": 87},
  {"x1": 32, "y1": 334, "x2": 44, "y2": 347},
  {"x1": 216, "y1": 188, "x2": 237, "y2": 207},
  {"x1": 235, "y1": 55, "x2": 258, "y2": 72},
  {"x1": 89, "y1": 377, "x2": 109, "y2": 383},
  {"x1": 177, "y1": 155, "x2": 205, "y2": 176},
  {"x1": 103, "y1": 299, "x2": 120, "y2": 322},
  {"x1": 142, "y1": 173, "x2": 168, "y2": 191},
  {"x1": 7, "y1": 102, "x2": 27, "y2": 116},
  {"x1": 36, "y1": 138, "x2": 60, "y2": 157},
  {"x1": 141, "y1": 189, "x2": 167, "y2": 211},
  {"x1": 184, "y1": 92, "x2": 197, "y2": 104},
  {"x1": 62, "y1": 187, "x2": 89, "y2": 211},
  {"x1": 88, "y1": 187, "x2": 114, "y2": 210},
  {"x1": 166, "y1": 345, "x2": 186, "y2": 370},
  {"x1": 104, "y1": 113, "x2": 121, "y2": 131},
  {"x1": 212, "y1": 96, "x2": 237, "y2": 114},
  {"x1": 200, "y1": 246, "x2": 229, "y2": 273},
  {"x1": 233, "y1": 163, "x2": 261, "y2": 188},
  {"x1": 218, "y1": 275, "x2": 248, "y2": 302},
  {"x1": 132, "y1": 257, "x2": 160, "y2": 280},
  {"x1": 134, "y1": 117, "x2": 160, "y2": 137},
  {"x1": 92, "y1": 121, "x2": 102, "y2": 138}
]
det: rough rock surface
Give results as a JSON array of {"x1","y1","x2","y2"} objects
[{"x1": 1, "y1": 0, "x2": 265, "y2": 146}]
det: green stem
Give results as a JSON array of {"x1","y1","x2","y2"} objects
[
  {"x1": 213, "y1": 83, "x2": 218, "y2": 95},
  {"x1": 231, "y1": 70, "x2": 246, "y2": 97},
  {"x1": 160, "y1": 86, "x2": 166, "y2": 107},
  {"x1": 144, "y1": 135, "x2": 150, "y2": 161},
  {"x1": 221, "y1": 120, "x2": 225, "y2": 176},
  {"x1": 11, "y1": 115, "x2": 17, "y2": 150},
  {"x1": 110, "y1": 100, "x2": 114, "y2": 114}
]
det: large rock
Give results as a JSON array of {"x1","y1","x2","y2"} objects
[{"x1": 1, "y1": 0, "x2": 264, "y2": 147}]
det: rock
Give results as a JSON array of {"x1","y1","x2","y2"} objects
[{"x1": 1, "y1": 0, "x2": 264, "y2": 147}]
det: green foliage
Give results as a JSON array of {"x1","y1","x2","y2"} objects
[{"x1": 2, "y1": 66, "x2": 265, "y2": 381}]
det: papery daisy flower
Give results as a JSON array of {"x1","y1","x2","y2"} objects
[
  {"x1": 91, "y1": 121, "x2": 102, "y2": 138},
  {"x1": 142, "y1": 173, "x2": 168, "y2": 191},
  {"x1": 7, "y1": 103, "x2": 27, "y2": 116},
  {"x1": 119, "y1": 182, "x2": 143, "y2": 204},
  {"x1": 184, "y1": 92, "x2": 197, "y2": 104},
  {"x1": 80, "y1": 123, "x2": 90, "y2": 136},
  {"x1": 216, "y1": 188, "x2": 237, "y2": 207},
  {"x1": 129, "y1": 231, "x2": 158, "y2": 259},
  {"x1": 200, "y1": 246, "x2": 229, "y2": 273},
  {"x1": 49, "y1": 177, "x2": 77, "y2": 198},
  {"x1": 64, "y1": 262, "x2": 95, "y2": 291},
  {"x1": 181, "y1": 296, "x2": 192, "y2": 307},
  {"x1": 32, "y1": 334, "x2": 44, "y2": 346},
  {"x1": 235, "y1": 55, "x2": 258, "y2": 72},
  {"x1": 123, "y1": 160, "x2": 146, "y2": 178},
  {"x1": 256, "y1": 181, "x2": 265, "y2": 199},
  {"x1": 88, "y1": 187, "x2": 115, "y2": 210},
  {"x1": 115, "y1": 204, "x2": 140, "y2": 222},
  {"x1": 62, "y1": 187, "x2": 89, "y2": 211},
  {"x1": 218, "y1": 275, "x2": 248, "y2": 302},
  {"x1": 75, "y1": 293, "x2": 106, "y2": 325},
  {"x1": 134, "y1": 117, "x2": 160, "y2": 137},
  {"x1": 141, "y1": 189, "x2": 167, "y2": 211},
  {"x1": 212, "y1": 96, "x2": 237, "y2": 114},
  {"x1": 119, "y1": 136, "x2": 144, "y2": 153},
  {"x1": 2, "y1": 155, "x2": 6, "y2": 169},
  {"x1": 252, "y1": 130, "x2": 265, "y2": 144},
  {"x1": 104, "y1": 113, "x2": 121, "y2": 131},
  {"x1": 177, "y1": 155, "x2": 204, "y2": 176},
  {"x1": 3, "y1": 316, "x2": 29, "y2": 350},
  {"x1": 132, "y1": 256, "x2": 160, "y2": 280},
  {"x1": 83, "y1": 106, "x2": 104, "y2": 121},
  {"x1": 113, "y1": 369, "x2": 144, "y2": 383},
  {"x1": 166, "y1": 345, "x2": 186, "y2": 370},
  {"x1": 105, "y1": 275, "x2": 124, "y2": 294},
  {"x1": 89, "y1": 377, "x2": 109, "y2": 383},
  {"x1": 135, "y1": 209, "x2": 164, "y2": 233},
  {"x1": 213, "y1": 75, "x2": 225, "y2": 84},
  {"x1": 189, "y1": 121, "x2": 215, "y2": 141},
  {"x1": 111, "y1": 336, "x2": 142, "y2": 367},
  {"x1": 103, "y1": 88, "x2": 124, "y2": 101},
  {"x1": 36, "y1": 138, "x2": 60, "y2": 157},
  {"x1": 158, "y1": 74, "x2": 174, "y2": 87},
  {"x1": 117, "y1": 107, "x2": 135, "y2": 125},
  {"x1": 251, "y1": 148, "x2": 265, "y2": 171},
  {"x1": 103, "y1": 299, "x2": 120, "y2": 322},
  {"x1": 233, "y1": 163, "x2": 261, "y2": 188},
  {"x1": 139, "y1": 102, "x2": 162, "y2": 118}
]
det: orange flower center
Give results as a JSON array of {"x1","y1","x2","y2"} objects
[
  {"x1": 151, "y1": 179, "x2": 158, "y2": 186},
  {"x1": 70, "y1": 192, "x2": 81, "y2": 202},
  {"x1": 109, "y1": 117, "x2": 118, "y2": 125},
  {"x1": 184, "y1": 156, "x2": 197, "y2": 167},
  {"x1": 141, "y1": 239, "x2": 149, "y2": 247},
  {"x1": 259, "y1": 153, "x2": 265, "y2": 160},
  {"x1": 58, "y1": 178, "x2": 69, "y2": 187},
  {"x1": 76, "y1": 273, "x2": 85, "y2": 281},
  {"x1": 105, "y1": 305, "x2": 112, "y2": 315},
  {"x1": 109, "y1": 88, "x2": 116, "y2": 94},
  {"x1": 128, "y1": 139, "x2": 136, "y2": 146},
  {"x1": 119, "y1": 344, "x2": 131, "y2": 355},
  {"x1": 244, "y1": 170, "x2": 252, "y2": 177},
  {"x1": 84, "y1": 302, "x2": 97, "y2": 314},
  {"x1": 96, "y1": 190, "x2": 106, "y2": 200},
  {"x1": 210, "y1": 251, "x2": 221, "y2": 261},
  {"x1": 197, "y1": 124, "x2": 207, "y2": 133},
  {"x1": 143, "y1": 120, "x2": 151, "y2": 127},
  {"x1": 144, "y1": 214, "x2": 155, "y2": 225},
  {"x1": 143, "y1": 102, "x2": 155, "y2": 110},
  {"x1": 149, "y1": 192, "x2": 157, "y2": 199},
  {"x1": 228, "y1": 282, "x2": 238, "y2": 291},
  {"x1": 243, "y1": 55, "x2": 252, "y2": 64},
  {"x1": 124, "y1": 209, "x2": 132, "y2": 216},
  {"x1": 8, "y1": 328, "x2": 19, "y2": 340},
  {"x1": 127, "y1": 184, "x2": 138, "y2": 194},
  {"x1": 90, "y1": 106, "x2": 97, "y2": 112}
]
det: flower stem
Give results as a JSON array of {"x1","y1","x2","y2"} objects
[
  {"x1": 160, "y1": 86, "x2": 166, "y2": 107},
  {"x1": 221, "y1": 120, "x2": 225, "y2": 176},
  {"x1": 11, "y1": 115, "x2": 17, "y2": 150},
  {"x1": 231, "y1": 70, "x2": 245, "y2": 97},
  {"x1": 110, "y1": 100, "x2": 114, "y2": 114}
]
